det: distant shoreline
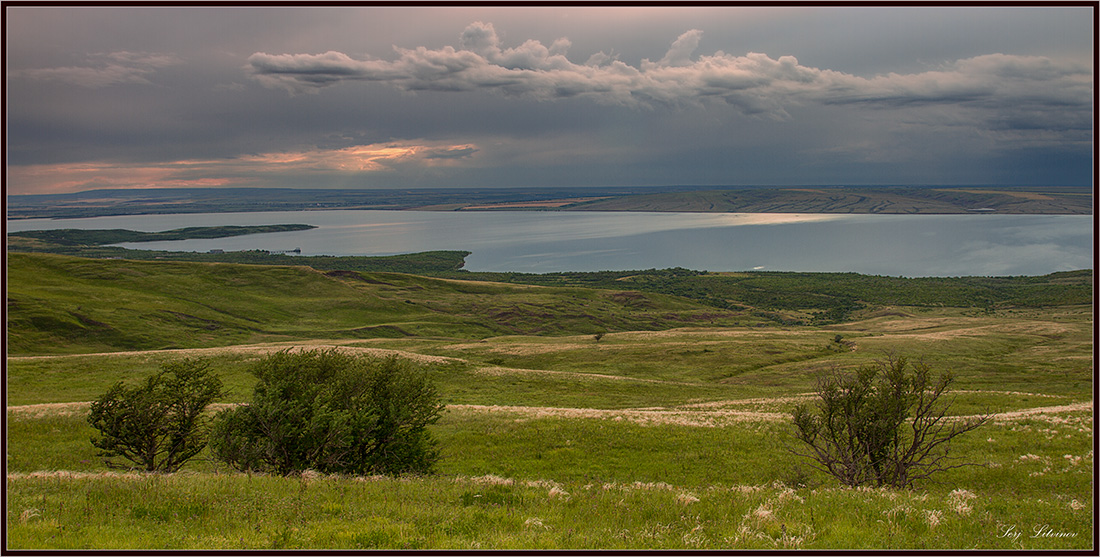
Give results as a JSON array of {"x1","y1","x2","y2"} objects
[{"x1": 7, "y1": 185, "x2": 1091, "y2": 220}]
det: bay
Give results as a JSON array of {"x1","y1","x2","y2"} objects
[{"x1": 6, "y1": 210, "x2": 1092, "y2": 277}]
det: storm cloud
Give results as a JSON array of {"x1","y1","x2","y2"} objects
[
  {"x1": 247, "y1": 21, "x2": 1092, "y2": 124},
  {"x1": 5, "y1": 6, "x2": 1094, "y2": 194}
]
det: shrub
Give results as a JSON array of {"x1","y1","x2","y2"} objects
[
  {"x1": 88, "y1": 358, "x2": 225, "y2": 472},
  {"x1": 209, "y1": 348, "x2": 444, "y2": 476},
  {"x1": 790, "y1": 355, "x2": 987, "y2": 489}
]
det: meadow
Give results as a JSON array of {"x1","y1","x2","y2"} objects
[{"x1": 5, "y1": 252, "x2": 1094, "y2": 550}]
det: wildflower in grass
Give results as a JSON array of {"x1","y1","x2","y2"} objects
[
  {"x1": 1067, "y1": 499, "x2": 1086, "y2": 511},
  {"x1": 631, "y1": 481, "x2": 674, "y2": 491},
  {"x1": 947, "y1": 489, "x2": 977, "y2": 515},
  {"x1": 924, "y1": 509, "x2": 943, "y2": 528},
  {"x1": 547, "y1": 486, "x2": 570, "y2": 499},
  {"x1": 777, "y1": 524, "x2": 815, "y2": 549},
  {"x1": 774, "y1": 488, "x2": 804, "y2": 504},
  {"x1": 354, "y1": 475, "x2": 387, "y2": 482},
  {"x1": 751, "y1": 503, "x2": 774, "y2": 522},
  {"x1": 882, "y1": 505, "x2": 912, "y2": 520},
  {"x1": 682, "y1": 524, "x2": 706, "y2": 547},
  {"x1": 676, "y1": 492, "x2": 701, "y2": 505},
  {"x1": 949, "y1": 488, "x2": 976, "y2": 499},
  {"x1": 472, "y1": 474, "x2": 514, "y2": 486},
  {"x1": 732, "y1": 485, "x2": 764, "y2": 495}
]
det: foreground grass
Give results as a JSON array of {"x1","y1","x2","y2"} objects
[
  {"x1": 7, "y1": 465, "x2": 1092, "y2": 549},
  {"x1": 6, "y1": 400, "x2": 1093, "y2": 549}
]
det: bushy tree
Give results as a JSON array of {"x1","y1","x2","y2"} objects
[
  {"x1": 791, "y1": 355, "x2": 988, "y2": 489},
  {"x1": 88, "y1": 358, "x2": 225, "y2": 472},
  {"x1": 209, "y1": 348, "x2": 444, "y2": 476}
]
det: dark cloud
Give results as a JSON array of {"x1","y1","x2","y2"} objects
[
  {"x1": 424, "y1": 146, "x2": 479, "y2": 160},
  {"x1": 246, "y1": 21, "x2": 1092, "y2": 134},
  {"x1": 4, "y1": 7, "x2": 1094, "y2": 194}
]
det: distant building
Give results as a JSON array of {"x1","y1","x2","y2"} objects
[
  {"x1": 966, "y1": 208, "x2": 997, "y2": 213},
  {"x1": 209, "y1": 249, "x2": 224, "y2": 254}
]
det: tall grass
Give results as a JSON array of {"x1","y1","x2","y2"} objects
[{"x1": 7, "y1": 460, "x2": 1092, "y2": 550}]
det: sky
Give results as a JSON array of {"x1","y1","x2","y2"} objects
[{"x1": 5, "y1": 5, "x2": 1095, "y2": 195}]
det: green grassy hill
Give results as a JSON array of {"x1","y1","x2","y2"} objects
[
  {"x1": 8, "y1": 224, "x2": 316, "y2": 246},
  {"x1": 5, "y1": 251, "x2": 1093, "y2": 550},
  {"x1": 6, "y1": 253, "x2": 756, "y2": 355}
]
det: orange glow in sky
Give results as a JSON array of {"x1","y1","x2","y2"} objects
[{"x1": 7, "y1": 142, "x2": 477, "y2": 195}]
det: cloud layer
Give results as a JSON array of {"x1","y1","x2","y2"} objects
[
  {"x1": 247, "y1": 21, "x2": 1092, "y2": 126},
  {"x1": 18, "y1": 51, "x2": 182, "y2": 88},
  {"x1": 6, "y1": 8, "x2": 1093, "y2": 194}
]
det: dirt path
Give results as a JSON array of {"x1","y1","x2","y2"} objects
[
  {"x1": 14, "y1": 399, "x2": 1090, "y2": 429},
  {"x1": 474, "y1": 365, "x2": 703, "y2": 386},
  {"x1": 8, "y1": 344, "x2": 1091, "y2": 427},
  {"x1": 448, "y1": 400, "x2": 1093, "y2": 428},
  {"x1": 7, "y1": 341, "x2": 459, "y2": 365}
]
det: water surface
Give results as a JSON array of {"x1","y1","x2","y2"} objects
[{"x1": 7, "y1": 210, "x2": 1092, "y2": 277}]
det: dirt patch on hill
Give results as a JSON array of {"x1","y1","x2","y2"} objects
[
  {"x1": 10, "y1": 396, "x2": 1090, "y2": 429},
  {"x1": 7, "y1": 402, "x2": 91, "y2": 419},
  {"x1": 473, "y1": 366, "x2": 696, "y2": 385},
  {"x1": 448, "y1": 404, "x2": 789, "y2": 427},
  {"x1": 883, "y1": 320, "x2": 1079, "y2": 342},
  {"x1": 7, "y1": 342, "x2": 459, "y2": 365},
  {"x1": 861, "y1": 308, "x2": 916, "y2": 319},
  {"x1": 447, "y1": 398, "x2": 1092, "y2": 428}
]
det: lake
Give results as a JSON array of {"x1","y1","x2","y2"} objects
[{"x1": 7, "y1": 210, "x2": 1093, "y2": 277}]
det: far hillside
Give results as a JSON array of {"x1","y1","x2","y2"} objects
[
  {"x1": 6, "y1": 185, "x2": 1090, "y2": 218},
  {"x1": 563, "y1": 186, "x2": 1092, "y2": 214},
  {"x1": 6, "y1": 251, "x2": 1091, "y2": 355},
  {"x1": 6, "y1": 253, "x2": 755, "y2": 355},
  {"x1": 456, "y1": 267, "x2": 1094, "y2": 325},
  {"x1": 8, "y1": 227, "x2": 1093, "y2": 329}
]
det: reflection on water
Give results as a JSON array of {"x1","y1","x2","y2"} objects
[{"x1": 7, "y1": 210, "x2": 1092, "y2": 277}]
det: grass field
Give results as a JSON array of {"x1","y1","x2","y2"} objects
[{"x1": 4, "y1": 252, "x2": 1093, "y2": 550}]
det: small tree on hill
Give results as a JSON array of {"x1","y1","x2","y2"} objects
[
  {"x1": 88, "y1": 358, "x2": 226, "y2": 472},
  {"x1": 790, "y1": 354, "x2": 988, "y2": 489},
  {"x1": 209, "y1": 348, "x2": 444, "y2": 476}
]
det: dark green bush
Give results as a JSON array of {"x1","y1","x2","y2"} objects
[
  {"x1": 209, "y1": 348, "x2": 444, "y2": 476},
  {"x1": 791, "y1": 355, "x2": 987, "y2": 489},
  {"x1": 88, "y1": 358, "x2": 225, "y2": 472}
]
